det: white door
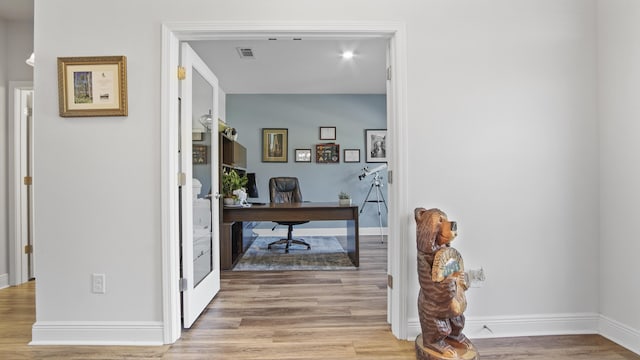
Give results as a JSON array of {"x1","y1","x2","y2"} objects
[
  {"x1": 13, "y1": 87, "x2": 35, "y2": 284},
  {"x1": 179, "y1": 43, "x2": 221, "y2": 328}
]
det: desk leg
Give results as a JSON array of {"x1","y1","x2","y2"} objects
[
  {"x1": 346, "y1": 210, "x2": 359, "y2": 267},
  {"x1": 220, "y1": 222, "x2": 233, "y2": 270}
]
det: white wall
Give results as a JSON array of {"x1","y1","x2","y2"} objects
[
  {"x1": 6, "y1": 21, "x2": 33, "y2": 82},
  {"x1": 32, "y1": 0, "x2": 606, "y2": 345},
  {"x1": 407, "y1": 1, "x2": 600, "y2": 336},
  {"x1": 0, "y1": 19, "x2": 7, "y2": 283},
  {"x1": 1, "y1": 19, "x2": 33, "y2": 286},
  {"x1": 597, "y1": 0, "x2": 640, "y2": 353}
]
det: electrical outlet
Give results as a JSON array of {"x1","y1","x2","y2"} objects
[{"x1": 92, "y1": 273, "x2": 106, "y2": 294}]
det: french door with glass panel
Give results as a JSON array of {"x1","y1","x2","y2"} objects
[{"x1": 179, "y1": 43, "x2": 221, "y2": 328}]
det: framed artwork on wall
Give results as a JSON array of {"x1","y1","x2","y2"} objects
[
  {"x1": 319, "y1": 126, "x2": 336, "y2": 140},
  {"x1": 57, "y1": 56, "x2": 128, "y2": 117},
  {"x1": 344, "y1": 149, "x2": 360, "y2": 163},
  {"x1": 193, "y1": 145, "x2": 208, "y2": 164},
  {"x1": 262, "y1": 128, "x2": 288, "y2": 162},
  {"x1": 295, "y1": 149, "x2": 312, "y2": 162},
  {"x1": 365, "y1": 129, "x2": 387, "y2": 163},
  {"x1": 316, "y1": 143, "x2": 340, "y2": 163}
]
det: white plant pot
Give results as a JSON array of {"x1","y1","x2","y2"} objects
[
  {"x1": 223, "y1": 197, "x2": 235, "y2": 205},
  {"x1": 339, "y1": 198, "x2": 352, "y2": 206}
]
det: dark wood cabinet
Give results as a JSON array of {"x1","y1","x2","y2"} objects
[
  {"x1": 218, "y1": 133, "x2": 253, "y2": 270},
  {"x1": 221, "y1": 135, "x2": 246, "y2": 170}
]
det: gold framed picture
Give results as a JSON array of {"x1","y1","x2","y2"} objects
[
  {"x1": 262, "y1": 128, "x2": 288, "y2": 162},
  {"x1": 57, "y1": 56, "x2": 128, "y2": 117}
]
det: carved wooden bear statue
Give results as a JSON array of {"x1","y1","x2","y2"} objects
[{"x1": 414, "y1": 208, "x2": 478, "y2": 360}]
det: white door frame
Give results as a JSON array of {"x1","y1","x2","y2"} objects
[
  {"x1": 160, "y1": 21, "x2": 409, "y2": 344},
  {"x1": 8, "y1": 81, "x2": 34, "y2": 286}
]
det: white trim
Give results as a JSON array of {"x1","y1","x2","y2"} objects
[
  {"x1": 160, "y1": 24, "x2": 182, "y2": 344},
  {"x1": 31, "y1": 321, "x2": 164, "y2": 346},
  {"x1": 0, "y1": 274, "x2": 9, "y2": 289},
  {"x1": 599, "y1": 315, "x2": 640, "y2": 355},
  {"x1": 161, "y1": 21, "x2": 408, "y2": 344},
  {"x1": 386, "y1": 24, "x2": 409, "y2": 340},
  {"x1": 8, "y1": 81, "x2": 34, "y2": 287},
  {"x1": 252, "y1": 227, "x2": 389, "y2": 237},
  {"x1": 408, "y1": 313, "x2": 599, "y2": 341}
]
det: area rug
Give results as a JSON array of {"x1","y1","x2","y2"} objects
[{"x1": 232, "y1": 236, "x2": 355, "y2": 271}]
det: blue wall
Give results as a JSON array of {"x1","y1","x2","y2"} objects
[{"x1": 226, "y1": 94, "x2": 387, "y2": 228}]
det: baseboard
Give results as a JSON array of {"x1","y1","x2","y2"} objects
[
  {"x1": 599, "y1": 315, "x2": 640, "y2": 355},
  {"x1": 253, "y1": 227, "x2": 388, "y2": 237},
  {"x1": 408, "y1": 313, "x2": 599, "y2": 341},
  {"x1": 30, "y1": 321, "x2": 164, "y2": 345},
  {"x1": 0, "y1": 273, "x2": 8, "y2": 289}
]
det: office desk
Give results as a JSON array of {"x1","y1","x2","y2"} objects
[{"x1": 222, "y1": 202, "x2": 359, "y2": 269}]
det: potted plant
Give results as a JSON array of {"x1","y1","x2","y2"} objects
[
  {"x1": 222, "y1": 169, "x2": 248, "y2": 205},
  {"x1": 338, "y1": 191, "x2": 352, "y2": 206}
]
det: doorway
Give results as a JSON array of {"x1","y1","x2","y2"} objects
[
  {"x1": 8, "y1": 82, "x2": 35, "y2": 286},
  {"x1": 160, "y1": 22, "x2": 409, "y2": 344}
]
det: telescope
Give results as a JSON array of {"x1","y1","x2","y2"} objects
[{"x1": 358, "y1": 163, "x2": 388, "y2": 180}]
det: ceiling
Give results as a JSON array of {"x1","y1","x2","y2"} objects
[
  {"x1": 188, "y1": 38, "x2": 388, "y2": 94},
  {"x1": 0, "y1": 1, "x2": 387, "y2": 94},
  {"x1": 0, "y1": 0, "x2": 33, "y2": 21}
]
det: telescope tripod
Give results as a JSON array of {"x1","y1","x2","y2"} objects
[{"x1": 360, "y1": 171, "x2": 388, "y2": 243}]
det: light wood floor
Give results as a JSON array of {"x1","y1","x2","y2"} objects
[{"x1": 1, "y1": 236, "x2": 638, "y2": 359}]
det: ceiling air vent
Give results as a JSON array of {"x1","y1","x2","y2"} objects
[{"x1": 237, "y1": 47, "x2": 255, "y2": 59}]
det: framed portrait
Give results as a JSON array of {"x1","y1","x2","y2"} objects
[
  {"x1": 316, "y1": 143, "x2": 340, "y2": 164},
  {"x1": 365, "y1": 129, "x2": 388, "y2": 163},
  {"x1": 319, "y1": 126, "x2": 336, "y2": 140},
  {"x1": 295, "y1": 149, "x2": 312, "y2": 162},
  {"x1": 344, "y1": 149, "x2": 361, "y2": 163},
  {"x1": 193, "y1": 145, "x2": 208, "y2": 164},
  {"x1": 57, "y1": 56, "x2": 128, "y2": 117},
  {"x1": 262, "y1": 128, "x2": 288, "y2": 162}
]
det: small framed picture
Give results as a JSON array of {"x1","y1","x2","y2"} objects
[
  {"x1": 319, "y1": 126, "x2": 336, "y2": 140},
  {"x1": 365, "y1": 129, "x2": 387, "y2": 163},
  {"x1": 316, "y1": 143, "x2": 340, "y2": 163},
  {"x1": 193, "y1": 145, "x2": 208, "y2": 164},
  {"x1": 192, "y1": 132, "x2": 203, "y2": 141},
  {"x1": 343, "y1": 149, "x2": 360, "y2": 163},
  {"x1": 295, "y1": 149, "x2": 312, "y2": 162},
  {"x1": 57, "y1": 56, "x2": 128, "y2": 117},
  {"x1": 262, "y1": 128, "x2": 288, "y2": 162}
]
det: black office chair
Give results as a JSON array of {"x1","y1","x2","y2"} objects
[{"x1": 268, "y1": 177, "x2": 311, "y2": 253}]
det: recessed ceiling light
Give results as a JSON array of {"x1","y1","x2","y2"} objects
[{"x1": 341, "y1": 51, "x2": 354, "y2": 60}]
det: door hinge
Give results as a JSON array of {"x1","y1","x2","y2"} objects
[
  {"x1": 24, "y1": 244, "x2": 33, "y2": 254},
  {"x1": 179, "y1": 278, "x2": 188, "y2": 292},
  {"x1": 387, "y1": 66, "x2": 392, "y2": 80},
  {"x1": 177, "y1": 66, "x2": 186, "y2": 80},
  {"x1": 387, "y1": 274, "x2": 393, "y2": 289},
  {"x1": 24, "y1": 176, "x2": 32, "y2": 186},
  {"x1": 387, "y1": 170, "x2": 393, "y2": 185},
  {"x1": 178, "y1": 172, "x2": 187, "y2": 186},
  {"x1": 24, "y1": 107, "x2": 33, "y2": 116}
]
